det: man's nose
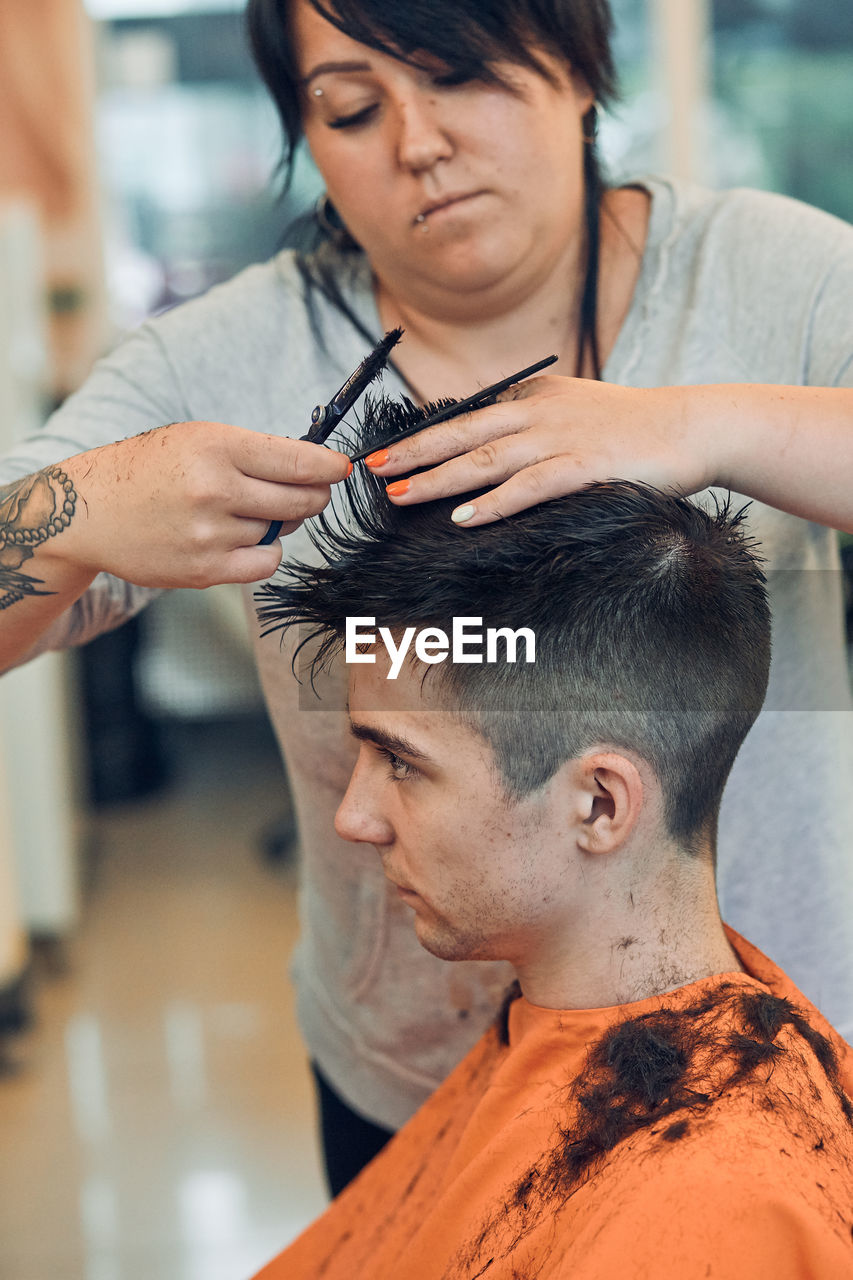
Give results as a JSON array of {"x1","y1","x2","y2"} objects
[
  {"x1": 394, "y1": 92, "x2": 454, "y2": 173},
  {"x1": 335, "y1": 758, "x2": 394, "y2": 846}
]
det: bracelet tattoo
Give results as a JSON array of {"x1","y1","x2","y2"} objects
[{"x1": 0, "y1": 465, "x2": 77, "y2": 610}]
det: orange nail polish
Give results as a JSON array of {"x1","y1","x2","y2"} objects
[
  {"x1": 346, "y1": 460, "x2": 353, "y2": 477},
  {"x1": 365, "y1": 448, "x2": 390, "y2": 468},
  {"x1": 386, "y1": 479, "x2": 410, "y2": 498}
]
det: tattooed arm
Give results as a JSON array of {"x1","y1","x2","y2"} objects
[
  {"x1": 0, "y1": 461, "x2": 99, "y2": 671},
  {"x1": 0, "y1": 423, "x2": 351, "y2": 673},
  {"x1": 0, "y1": 465, "x2": 81, "y2": 610}
]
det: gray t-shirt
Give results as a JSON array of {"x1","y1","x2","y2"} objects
[{"x1": 3, "y1": 176, "x2": 852, "y2": 1128}]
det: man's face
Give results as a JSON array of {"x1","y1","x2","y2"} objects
[{"x1": 335, "y1": 657, "x2": 576, "y2": 967}]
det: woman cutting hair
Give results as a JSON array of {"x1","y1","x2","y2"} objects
[{"x1": 1, "y1": 0, "x2": 851, "y2": 1193}]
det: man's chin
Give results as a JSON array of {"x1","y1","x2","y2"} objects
[{"x1": 413, "y1": 917, "x2": 493, "y2": 964}]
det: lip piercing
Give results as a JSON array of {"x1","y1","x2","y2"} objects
[{"x1": 415, "y1": 213, "x2": 426, "y2": 223}]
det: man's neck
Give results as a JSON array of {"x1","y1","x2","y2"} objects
[{"x1": 513, "y1": 856, "x2": 743, "y2": 1011}]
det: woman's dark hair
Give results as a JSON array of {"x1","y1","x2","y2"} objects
[
  {"x1": 256, "y1": 398, "x2": 771, "y2": 851},
  {"x1": 246, "y1": 0, "x2": 618, "y2": 377}
]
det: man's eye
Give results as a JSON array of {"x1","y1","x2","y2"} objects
[
  {"x1": 328, "y1": 103, "x2": 379, "y2": 130},
  {"x1": 378, "y1": 748, "x2": 416, "y2": 780}
]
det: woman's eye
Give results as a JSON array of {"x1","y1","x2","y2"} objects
[
  {"x1": 431, "y1": 70, "x2": 475, "y2": 88},
  {"x1": 327, "y1": 103, "x2": 379, "y2": 130}
]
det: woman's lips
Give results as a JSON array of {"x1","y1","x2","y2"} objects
[{"x1": 415, "y1": 191, "x2": 486, "y2": 224}]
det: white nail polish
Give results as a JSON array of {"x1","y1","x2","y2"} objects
[{"x1": 451, "y1": 504, "x2": 476, "y2": 524}]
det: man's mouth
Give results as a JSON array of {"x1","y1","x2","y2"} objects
[
  {"x1": 390, "y1": 878, "x2": 418, "y2": 897},
  {"x1": 379, "y1": 856, "x2": 417, "y2": 897},
  {"x1": 387, "y1": 872, "x2": 420, "y2": 901}
]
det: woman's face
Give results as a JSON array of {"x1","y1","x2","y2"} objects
[{"x1": 291, "y1": 0, "x2": 594, "y2": 306}]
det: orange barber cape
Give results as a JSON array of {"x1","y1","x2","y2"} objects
[{"x1": 255, "y1": 929, "x2": 853, "y2": 1280}]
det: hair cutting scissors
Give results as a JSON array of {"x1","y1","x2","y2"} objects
[{"x1": 347, "y1": 354, "x2": 558, "y2": 464}]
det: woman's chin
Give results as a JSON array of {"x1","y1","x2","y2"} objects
[
  {"x1": 408, "y1": 237, "x2": 534, "y2": 299},
  {"x1": 368, "y1": 221, "x2": 549, "y2": 312}
]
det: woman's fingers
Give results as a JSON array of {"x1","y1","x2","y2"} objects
[
  {"x1": 364, "y1": 401, "x2": 524, "y2": 474},
  {"x1": 56, "y1": 421, "x2": 353, "y2": 589},
  {"x1": 234, "y1": 475, "x2": 337, "y2": 528},
  {"x1": 224, "y1": 540, "x2": 286, "y2": 584},
  {"x1": 373, "y1": 380, "x2": 713, "y2": 524},
  {"x1": 235, "y1": 429, "x2": 352, "y2": 486},
  {"x1": 447, "y1": 461, "x2": 597, "y2": 527},
  {"x1": 381, "y1": 429, "x2": 563, "y2": 504},
  {"x1": 363, "y1": 374, "x2": 567, "y2": 475}
]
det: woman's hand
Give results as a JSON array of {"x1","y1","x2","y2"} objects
[
  {"x1": 49, "y1": 420, "x2": 351, "y2": 587},
  {"x1": 364, "y1": 377, "x2": 715, "y2": 525}
]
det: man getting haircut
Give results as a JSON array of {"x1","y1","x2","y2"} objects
[{"x1": 252, "y1": 398, "x2": 853, "y2": 1280}]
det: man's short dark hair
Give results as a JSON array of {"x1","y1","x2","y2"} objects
[{"x1": 257, "y1": 396, "x2": 771, "y2": 851}]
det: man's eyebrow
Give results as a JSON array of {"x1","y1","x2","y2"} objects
[
  {"x1": 301, "y1": 60, "x2": 373, "y2": 87},
  {"x1": 349, "y1": 720, "x2": 432, "y2": 762}
]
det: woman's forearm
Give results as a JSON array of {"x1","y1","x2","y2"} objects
[
  {"x1": 0, "y1": 463, "x2": 98, "y2": 673},
  {"x1": 701, "y1": 384, "x2": 853, "y2": 534},
  {"x1": 369, "y1": 376, "x2": 853, "y2": 533},
  {"x1": 0, "y1": 421, "x2": 352, "y2": 674}
]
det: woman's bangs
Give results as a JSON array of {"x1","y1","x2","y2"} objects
[{"x1": 307, "y1": 0, "x2": 535, "y2": 80}]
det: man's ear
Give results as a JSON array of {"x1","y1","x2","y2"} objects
[{"x1": 573, "y1": 752, "x2": 644, "y2": 855}]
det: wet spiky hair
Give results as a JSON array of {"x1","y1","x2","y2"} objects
[{"x1": 257, "y1": 394, "x2": 770, "y2": 847}]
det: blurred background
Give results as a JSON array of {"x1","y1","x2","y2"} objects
[{"x1": 0, "y1": 1, "x2": 851, "y2": 1277}]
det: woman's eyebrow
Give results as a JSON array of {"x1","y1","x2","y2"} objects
[
  {"x1": 348, "y1": 719, "x2": 432, "y2": 763},
  {"x1": 301, "y1": 60, "x2": 373, "y2": 87}
]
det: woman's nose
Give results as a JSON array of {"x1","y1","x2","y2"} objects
[
  {"x1": 394, "y1": 93, "x2": 453, "y2": 173},
  {"x1": 335, "y1": 758, "x2": 395, "y2": 846}
]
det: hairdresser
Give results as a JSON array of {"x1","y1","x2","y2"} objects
[{"x1": 1, "y1": 0, "x2": 852, "y2": 1194}]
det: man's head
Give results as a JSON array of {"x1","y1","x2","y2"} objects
[{"x1": 257, "y1": 399, "x2": 770, "y2": 965}]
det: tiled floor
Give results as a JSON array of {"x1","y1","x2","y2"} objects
[{"x1": 0, "y1": 718, "x2": 328, "y2": 1280}]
